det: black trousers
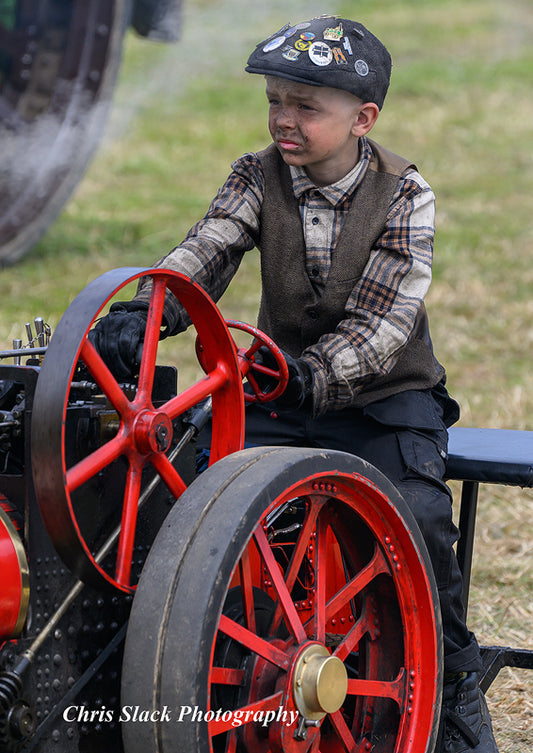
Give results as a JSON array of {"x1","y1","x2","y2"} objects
[{"x1": 240, "y1": 387, "x2": 482, "y2": 675}]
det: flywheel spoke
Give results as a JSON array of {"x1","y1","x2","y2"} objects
[
  {"x1": 66, "y1": 434, "x2": 126, "y2": 493},
  {"x1": 115, "y1": 461, "x2": 144, "y2": 586},
  {"x1": 80, "y1": 337, "x2": 132, "y2": 415},
  {"x1": 161, "y1": 363, "x2": 230, "y2": 420},
  {"x1": 135, "y1": 276, "x2": 166, "y2": 404},
  {"x1": 149, "y1": 452, "x2": 187, "y2": 500}
]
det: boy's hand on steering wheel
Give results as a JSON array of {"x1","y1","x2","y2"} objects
[{"x1": 255, "y1": 346, "x2": 313, "y2": 410}]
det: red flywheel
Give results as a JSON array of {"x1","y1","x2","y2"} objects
[{"x1": 30, "y1": 268, "x2": 246, "y2": 592}]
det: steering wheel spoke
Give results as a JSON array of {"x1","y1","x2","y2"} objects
[{"x1": 224, "y1": 320, "x2": 289, "y2": 404}]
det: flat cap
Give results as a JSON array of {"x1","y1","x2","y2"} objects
[{"x1": 245, "y1": 16, "x2": 391, "y2": 109}]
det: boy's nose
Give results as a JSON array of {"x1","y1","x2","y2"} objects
[{"x1": 275, "y1": 107, "x2": 296, "y2": 129}]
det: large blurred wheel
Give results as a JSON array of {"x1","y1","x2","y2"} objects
[
  {"x1": 0, "y1": 0, "x2": 128, "y2": 264},
  {"x1": 122, "y1": 446, "x2": 443, "y2": 753}
]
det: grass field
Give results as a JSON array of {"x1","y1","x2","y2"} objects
[{"x1": 1, "y1": 0, "x2": 532, "y2": 748}]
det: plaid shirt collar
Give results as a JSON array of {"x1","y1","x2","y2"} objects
[{"x1": 289, "y1": 136, "x2": 372, "y2": 205}]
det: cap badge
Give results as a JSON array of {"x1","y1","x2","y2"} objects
[
  {"x1": 263, "y1": 36, "x2": 286, "y2": 53},
  {"x1": 323, "y1": 23, "x2": 343, "y2": 41},
  {"x1": 354, "y1": 59, "x2": 369, "y2": 76},
  {"x1": 295, "y1": 38, "x2": 311, "y2": 51},
  {"x1": 342, "y1": 36, "x2": 353, "y2": 56},
  {"x1": 332, "y1": 47, "x2": 347, "y2": 65},
  {"x1": 308, "y1": 41, "x2": 333, "y2": 66},
  {"x1": 282, "y1": 47, "x2": 300, "y2": 61}
]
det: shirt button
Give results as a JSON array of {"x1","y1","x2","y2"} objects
[
  {"x1": 311, "y1": 216, "x2": 320, "y2": 225},
  {"x1": 310, "y1": 266, "x2": 320, "y2": 277},
  {"x1": 308, "y1": 310, "x2": 318, "y2": 320}
]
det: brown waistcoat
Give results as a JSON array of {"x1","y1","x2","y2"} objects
[{"x1": 256, "y1": 140, "x2": 445, "y2": 408}]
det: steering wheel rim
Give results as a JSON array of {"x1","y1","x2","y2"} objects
[
  {"x1": 223, "y1": 320, "x2": 289, "y2": 404},
  {"x1": 31, "y1": 267, "x2": 245, "y2": 592}
]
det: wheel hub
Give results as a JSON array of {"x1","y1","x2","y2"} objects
[
  {"x1": 133, "y1": 410, "x2": 173, "y2": 454},
  {"x1": 292, "y1": 644, "x2": 348, "y2": 721}
]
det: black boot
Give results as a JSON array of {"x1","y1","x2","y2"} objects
[{"x1": 436, "y1": 672, "x2": 499, "y2": 752}]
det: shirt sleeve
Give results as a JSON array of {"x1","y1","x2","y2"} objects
[
  {"x1": 135, "y1": 153, "x2": 264, "y2": 331},
  {"x1": 301, "y1": 169, "x2": 436, "y2": 416}
]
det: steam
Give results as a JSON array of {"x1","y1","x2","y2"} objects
[{"x1": 103, "y1": 0, "x2": 339, "y2": 145}]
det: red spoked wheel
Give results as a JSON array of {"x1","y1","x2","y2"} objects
[
  {"x1": 225, "y1": 320, "x2": 289, "y2": 404},
  {"x1": 121, "y1": 447, "x2": 443, "y2": 753},
  {"x1": 196, "y1": 320, "x2": 289, "y2": 404},
  {"x1": 30, "y1": 268, "x2": 245, "y2": 592}
]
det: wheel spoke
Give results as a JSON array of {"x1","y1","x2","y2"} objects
[
  {"x1": 66, "y1": 434, "x2": 126, "y2": 493},
  {"x1": 115, "y1": 460, "x2": 144, "y2": 586},
  {"x1": 238, "y1": 547, "x2": 257, "y2": 634},
  {"x1": 135, "y1": 276, "x2": 166, "y2": 404},
  {"x1": 224, "y1": 731, "x2": 238, "y2": 753},
  {"x1": 346, "y1": 668, "x2": 406, "y2": 706},
  {"x1": 149, "y1": 452, "x2": 187, "y2": 500},
  {"x1": 208, "y1": 690, "x2": 284, "y2": 737},
  {"x1": 329, "y1": 710, "x2": 362, "y2": 752},
  {"x1": 270, "y1": 497, "x2": 321, "y2": 634},
  {"x1": 314, "y1": 512, "x2": 329, "y2": 643},
  {"x1": 210, "y1": 667, "x2": 245, "y2": 686},
  {"x1": 161, "y1": 363, "x2": 230, "y2": 420},
  {"x1": 325, "y1": 545, "x2": 390, "y2": 623},
  {"x1": 244, "y1": 338, "x2": 263, "y2": 359},
  {"x1": 254, "y1": 525, "x2": 307, "y2": 644},
  {"x1": 80, "y1": 337, "x2": 132, "y2": 415},
  {"x1": 333, "y1": 600, "x2": 373, "y2": 662},
  {"x1": 218, "y1": 614, "x2": 290, "y2": 669}
]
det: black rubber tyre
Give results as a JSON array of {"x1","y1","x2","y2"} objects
[
  {"x1": 121, "y1": 446, "x2": 443, "y2": 753},
  {"x1": 0, "y1": 0, "x2": 129, "y2": 264}
]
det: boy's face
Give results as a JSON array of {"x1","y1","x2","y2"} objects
[{"x1": 265, "y1": 76, "x2": 378, "y2": 186}]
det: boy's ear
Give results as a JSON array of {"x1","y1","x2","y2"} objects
[{"x1": 351, "y1": 102, "x2": 380, "y2": 137}]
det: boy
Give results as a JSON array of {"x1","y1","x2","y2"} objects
[{"x1": 92, "y1": 16, "x2": 498, "y2": 752}]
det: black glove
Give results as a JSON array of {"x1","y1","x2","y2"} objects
[
  {"x1": 254, "y1": 346, "x2": 313, "y2": 411},
  {"x1": 88, "y1": 301, "x2": 148, "y2": 382}
]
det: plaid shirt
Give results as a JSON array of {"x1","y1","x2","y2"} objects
[{"x1": 155, "y1": 136, "x2": 436, "y2": 414}]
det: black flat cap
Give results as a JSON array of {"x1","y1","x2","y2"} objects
[{"x1": 245, "y1": 16, "x2": 391, "y2": 109}]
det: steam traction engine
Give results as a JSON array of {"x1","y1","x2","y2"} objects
[{"x1": 0, "y1": 268, "x2": 445, "y2": 753}]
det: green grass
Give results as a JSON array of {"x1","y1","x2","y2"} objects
[{"x1": 1, "y1": 1, "x2": 532, "y2": 746}]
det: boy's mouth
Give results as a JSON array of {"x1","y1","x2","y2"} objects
[{"x1": 277, "y1": 138, "x2": 301, "y2": 151}]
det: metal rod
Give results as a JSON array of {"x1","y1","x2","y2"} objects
[
  {"x1": 34, "y1": 318, "x2": 45, "y2": 347},
  {"x1": 25, "y1": 323, "x2": 34, "y2": 347},
  {"x1": 0, "y1": 346, "x2": 47, "y2": 359},
  {"x1": 12, "y1": 339, "x2": 22, "y2": 365}
]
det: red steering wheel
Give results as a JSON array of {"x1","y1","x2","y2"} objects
[{"x1": 197, "y1": 320, "x2": 289, "y2": 404}]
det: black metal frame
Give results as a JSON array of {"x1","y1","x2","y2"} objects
[{"x1": 446, "y1": 427, "x2": 533, "y2": 692}]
